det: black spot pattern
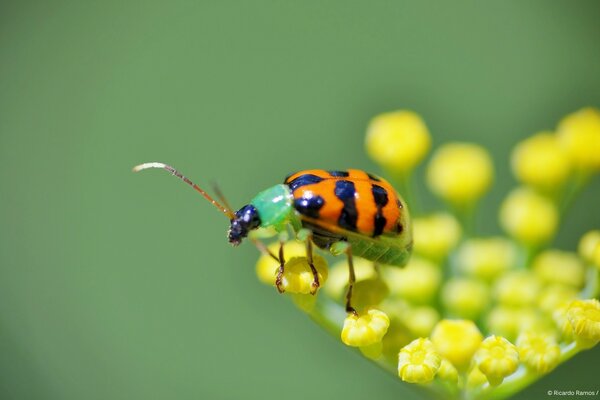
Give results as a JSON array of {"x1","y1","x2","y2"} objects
[
  {"x1": 328, "y1": 170, "x2": 349, "y2": 177},
  {"x1": 334, "y1": 180, "x2": 358, "y2": 231},
  {"x1": 371, "y1": 184, "x2": 388, "y2": 237},
  {"x1": 367, "y1": 172, "x2": 381, "y2": 182},
  {"x1": 287, "y1": 174, "x2": 324, "y2": 191},
  {"x1": 294, "y1": 195, "x2": 325, "y2": 218}
]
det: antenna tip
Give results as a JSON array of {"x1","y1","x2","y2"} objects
[{"x1": 132, "y1": 162, "x2": 166, "y2": 173}]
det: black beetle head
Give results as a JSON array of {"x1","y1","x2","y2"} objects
[{"x1": 228, "y1": 204, "x2": 261, "y2": 246}]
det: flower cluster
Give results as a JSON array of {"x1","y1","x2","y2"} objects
[{"x1": 254, "y1": 108, "x2": 600, "y2": 399}]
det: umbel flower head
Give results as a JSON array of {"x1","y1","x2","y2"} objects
[{"x1": 252, "y1": 108, "x2": 600, "y2": 400}]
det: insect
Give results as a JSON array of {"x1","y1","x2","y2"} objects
[{"x1": 133, "y1": 162, "x2": 412, "y2": 315}]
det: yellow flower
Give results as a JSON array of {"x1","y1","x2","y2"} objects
[
  {"x1": 579, "y1": 230, "x2": 600, "y2": 264},
  {"x1": 403, "y1": 306, "x2": 440, "y2": 338},
  {"x1": 413, "y1": 213, "x2": 462, "y2": 261},
  {"x1": 384, "y1": 257, "x2": 441, "y2": 304},
  {"x1": 398, "y1": 338, "x2": 441, "y2": 383},
  {"x1": 365, "y1": 110, "x2": 431, "y2": 173},
  {"x1": 456, "y1": 237, "x2": 516, "y2": 281},
  {"x1": 487, "y1": 307, "x2": 551, "y2": 343},
  {"x1": 431, "y1": 319, "x2": 483, "y2": 371},
  {"x1": 437, "y1": 358, "x2": 458, "y2": 384},
  {"x1": 499, "y1": 187, "x2": 558, "y2": 246},
  {"x1": 426, "y1": 143, "x2": 494, "y2": 206},
  {"x1": 323, "y1": 257, "x2": 376, "y2": 299},
  {"x1": 494, "y1": 271, "x2": 541, "y2": 307},
  {"x1": 516, "y1": 331, "x2": 560, "y2": 374},
  {"x1": 474, "y1": 336, "x2": 519, "y2": 386},
  {"x1": 255, "y1": 241, "x2": 306, "y2": 285},
  {"x1": 441, "y1": 278, "x2": 490, "y2": 320},
  {"x1": 276, "y1": 256, "x2": 328, "y2": 294},
  {"x1": 467, "y1": 367, "x2": 488, "y2": 388},
  {"x1": 557, "y1": 107, "x2": 600, "y2": 172},
  {"x1": 511, "y1": 132, "x2": 571, "y2": 190},
  {"x1": 341, "y1": 309, "x2": 390, "y2": 347},
  {"x1": 553, "y1": 305, "x2": 575, "y2": 343},
  {"x1": 351, "y1": 278, "x2": 389, "y2": 312},
  {"x1": 566, "y1": 299, "x2": 600, "y2": 345},
  {"x1": 537, "y1": 284, "x2": 578, "y2": 314},
  {"x1": 532, "y1": 250, "x2": 585, "y2": 288}
]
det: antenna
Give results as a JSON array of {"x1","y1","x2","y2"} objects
[{"x1": 133, "y1": 162, "x2": 236, "y2": 220}]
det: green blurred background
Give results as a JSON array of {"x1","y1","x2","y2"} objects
[{"x1": 1, "y1": 1, "x2": 600, "y2": 399}]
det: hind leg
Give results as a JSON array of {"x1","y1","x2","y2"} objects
[{"x1": 345, "y1": 246, "x2": 358, "y2": 316}]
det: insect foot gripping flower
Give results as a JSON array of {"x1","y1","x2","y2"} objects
[
  {"x1": 255, "y1": 241, "x2": 306, "y2": 285},
  {"x1": 341, "y1": 309, "x2": 390, "y2": 348},
  {"x1": 397, "y1": 338, "x2": 441, "y2": 384},
  {"x1": 566, "y1": 299, "x2": 600, "y2": 348},
  {"x1": 365, "y1": 110, "x2": 431, "y2": 174},
  {"x1": 474, "y1": 336, "x2": 519, "y2": 386},
  {"x1": 499, "y1": 187, "x2": 558, "y2": 247},
  {"x1": 511, "y1": 132, "x2": 571, "y2": 191},
  {"x1": 557, "y1": 107, "x2": 600, "y2": 172},
  {"x1": 516, "y1": 331, "x2": 560, "y2": 374},
  {"x1": 430, "y1": 319, "x2": 483, "y2": 372},
  {"x1": 426, "y1": 143, "x2": 493, "y2": 207}
]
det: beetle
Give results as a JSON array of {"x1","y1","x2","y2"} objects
[{"x1": 133, "y1": 162, "x2": 412, "y2": 315}]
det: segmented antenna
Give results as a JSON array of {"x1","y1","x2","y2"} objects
[{"x1": 133, "y1": 162, "x2": 236, "y2": 220}]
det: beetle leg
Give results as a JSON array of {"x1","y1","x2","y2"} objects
[
  {"x1": 250, "y1": 237, "x2": 279, "y2": 262},
  {"x1": 305, "y1": 235, "x2": 320, "y2": 295},
  {"x1": 275, "y1": 240, "x2": 286, "y2": 293},
  {"x1": 345, "y1": 246, "x2": 358, "y2": 316}
]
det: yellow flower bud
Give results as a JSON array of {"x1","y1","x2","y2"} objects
[
  {"x1": 398, "y1": 338, "x2": 441, "y2": 383},
  {"x1": 277, "y1": 256, "x2": 328, "y2": 294},
  {"x1": 341, "y1": 309, "x2": 390, "y2": 347},
  {"x1": 442, "y1": 278, "x2": 490, "y2": 320},
  {"x1": 426, "y1": 143, "x2": 494, "y2": 205},
  {"x1": 499, "y1": 187, "x2": 558, "y2": 246},
  {"x1": 537, "y1": 284, "x2": 578, "y2": 314},
  {"x1": 352, "y1": 278, "x2": 389, "y2": 312},
  {"x1": 553, "y1": 305, "x2": 575, "y2": 343},
  {"x1": 579, "y1": 230, "x2": 600, "y2": 264},
  {"x1": 494, "y1": 271, "x2": 541, "y2": 307},
  {"x1": 437, "y1": 358, "x2": 458, "y2": 384},
  {"x1": 413, "y1": 213, "x2": 462, "y2": 261},
  {"x1": 431, "y1": 319, "x2": 483, "y2": 371},
  {"x1": 467, "y1": 367, "x2": 488, "y2": 388},
  {"x1": 487, "y1": 307, "x2": 551, "y2": 343},
  {"x1": 365, "y1": 110, "x2": 431, "y2": 173},
  {"x1": 532, "y1": 250, "x2": 585, "y2": 288},
  {"x1": 567, "y1": 299, "x2": 600, "y2": 345},
  {"x1": 323, "y1": 257, "x2": 376, "y2": 300},
  {"x1": 557, "y1": 107, "x2": 600, "y2": 172},
  {"x1": 456, "y1": 237, "x2": 517, "y2": 281},
  {"x1": 474, "y1": 335, "x2": 519, "y2": 386},
  {"x1": 511, "y1": 132, "x2": 571, "y2": 190},
  {"x1": 403, "y1": 306, "x2": 440, "y2": 338},
  {"x1": 516, "y1": 331, "x2": 560, "y2": 374},
  {"x1": 384, "y1": 257, "x2": 441, "y2": 304},
  {"x1": 255, "y1": 241, "x2": 306, "y2": 285}
]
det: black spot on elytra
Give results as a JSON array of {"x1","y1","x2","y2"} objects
[
  {"x1": 287, "y1": 174, "x2": 324, "y2": 191},
  {"x1": 367, "y1": 172, "x2": 381, "y2": 182},
  {"x1": 372, "y1": 185, "x2": 389, "y2": 237},
  {"x1": 334, "y1": 180, "x2": 357, "y2": 231},
  {"x1": 294, "y1": 195, "x2": 325, "y2": 218},
  {"x1": 328, "y1": 170, "x2": 349, "y2": 177}
]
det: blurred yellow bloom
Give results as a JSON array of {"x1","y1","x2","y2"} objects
[
  {"x1": 441, "y1": 278, "x2": 490, "y2": 320},
  {"x1": 398, "y1": 338, "x2": 441, "y2": 383},
  {"x1": 537, "y1": 284, "x2": 578, "y2": 314},
  {"x1": 365, "y1": 110, "x2": 431, "y2": 173},
  {"x1": 426, "y1": 143, "x2": 494, "y2": 206},
  {"x1": 456, "y1": 237, "x2": 516, "y2": 281},
  {"x1": 567, "y1": 299, "x2": 600, "y2": 345},
  {"x1": 467, "y1": 367, "x2": 488, "y2": 388},
  {"x1": 276, "y1": 256, "x2": 328, "y2": 294},
  {"x1": 437, "y1": 358, "x2": 458, "y2": 384},
  {"x1": 351, "y1": 278, "x2": 389, "y2": 312},
  {"x1": 323, "y1": 257, "x2": 376, "y2": 299},
  {"x1": 511, "y1": 132, "x2": 571, "y2": 190},
  {"x1": 341, "y1": 309, "x2": 390, "y2": 347},
  {"x1": 516, "y1": 331, "x2": 560, "y2": 374},
  {"x1": 474, "y1": 335, "x2": 519, "y2": 386},
  {"x1": 499, "y1": 187, "x2": 558, "y2": 246},
  {"x1": 384, "y1": 257, "x2": 441, "y2": 304},
  {"x1": 255, "y1": 241, "x2": 306, "y2": 285},
  {"x1": 403, "y1": 306, "x2": 440, "y2": 338},
  {"x1": 557, "y1": 107, "x2": 600, "y2": 172},
  {"x1": 494, "y1": 271, "x2": 541, "y2": 307},
  {"x1": 579, "y1": 230, "x2": 600, "y2": 264},
  {"x1": 553, "y1": 305, "x2": 575, "y2": 343},
  {"x1": 532, "y1": 250, "x2": 585, "y2": 288},
  {"x1": 413, "y1": 213, "x2": 462, "y2": 261},
  {"x1": 431, "y1": 319, "x2": 483, "y2": 371},
  {"x1": 487, "y1": 306, "x2": 552, "y2": 342}
]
